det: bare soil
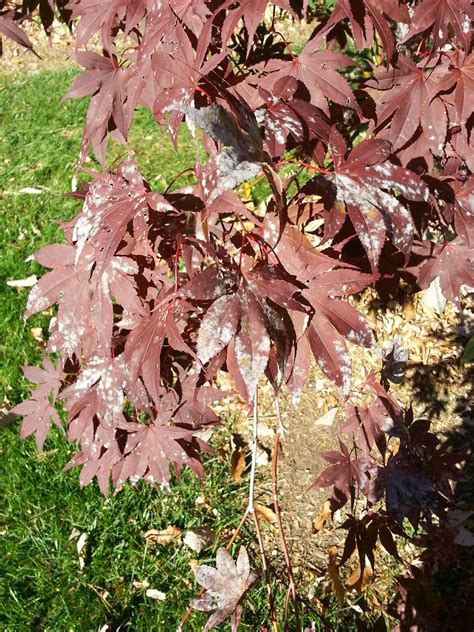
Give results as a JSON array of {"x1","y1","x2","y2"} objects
[{"x1": 1, "y1": 21, "x2": 76, "y2": 76}]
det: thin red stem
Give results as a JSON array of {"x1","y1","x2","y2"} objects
[
  {"x1": 272, "y1": 399, "x2": 300, "y2": 629},
  {"x1": 174, "y1": 238, "x2": 182, "y2": 293},
  {"x1": 252, "y1": 511, "x2": 277, "y2": 626}
]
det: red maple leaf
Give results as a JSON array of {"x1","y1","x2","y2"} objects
[
  {"x1": 401, "y1": 0, "x2": 473, "y2": 53},
  {"x1": 417, "y1": 238, "x2": 474, "y2": 308},
  {"x1": 191, "y1": 546, "x2": 258, "y2": 632},
  {"x1": 367, "y1": 55, "x2": 448, "y2": 159},
  {"x1": 255, "y1": 36, "x2": 360, "y2": 115},
  {"x1": 313, "y1": 134, "x2": 429, "y2": 269}
]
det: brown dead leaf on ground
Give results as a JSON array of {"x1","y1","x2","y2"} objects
[
  {"x1": 346, "y1": 562, "x2": 374, "y2": 592},
  {"x1": 314, "y1": 408, "x2": 338, "y2": 427},
  {"x1": 230, "y1": 449, "x2": 246, "y2": 482},
  {"x1": 144, "y1": 526, "x2": 182, "y2": 546},
  {"x1": 312, "y1": 500, "x2": 332, "y2": 533},
  {"x1": 254, "y1": 503, "x2": 277, "y2": 524},
  {"x1": 327, "y1": 546, "x2": 345, "y2": 606}
]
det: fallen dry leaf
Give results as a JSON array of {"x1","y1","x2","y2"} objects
[
  {"x1": 146, "y1": 588, "x2": 166, "y2": 601},
  {"x1": 183, "y1": 528, "x2": 215, "y2": 553},
  {"x1": 132, "y1": 579, "x2": 150, "y2": 590},
  {"x1": 231, "y1": 449, "x2": 246, "y2": 482},
  {"x1": 254, "y1": 503, "x2": 277, "y2": 524},
  {"x1": 327, "y1": 547, "x2": 345, "y2": 606},
  {"x1": 145, "y1": 525, "x2": 182, "y2": 546},
  {"x1": 346, "y1": 562, "x2": 374, "y2": 592},
  {"x1": 314, "y1": 407, "x2": 338, "y2": 427},
  {"x1": 312, "y1": 500, "x2": 331, "y2": 533},
  {"x1": 30, "y1": 327, "x2": 43, "y2": 341},
  {"x1": 192, "y1": 546, "x2": 258, "y2": 632},
  {"x1": 6, "y1": 274, "x2": 37, "y2": 288},
  {"x1": 76, "y1": 532, "x2": 88, "y2": 570}
]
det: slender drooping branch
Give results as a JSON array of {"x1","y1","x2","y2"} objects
[
  {"x1": 247, "y1": 390, "x2": 259, "y2": 513},
  {"x1": 273, "y1": 396, "x2": 299, "y2": 629}
]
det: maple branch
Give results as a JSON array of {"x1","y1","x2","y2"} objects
[
  {"x1": 247, "y1": 390, "x2": 259, "y2": 514},
  {"x1": 251, "y1": 509, "x2": 277, "y2": 628},
  {"x1": 273, "y1": 397, "x2": 299, "y2": 629}
]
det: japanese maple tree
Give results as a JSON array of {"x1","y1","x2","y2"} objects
[{"x1": 4, "y1": 0, "x2": 473, "y2": 627}]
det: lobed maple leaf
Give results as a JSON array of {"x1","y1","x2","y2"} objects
[
  {"x1": 367, "y1": 55, "x2": 449, "y2": 163},
  {"x1": 436, "y1": 50, "x2": 474, "y2": 129},
  {"x1": 312, "y1": 135, "x2": 429, "y2": 269},
  {"x1": 254, "y1": 36, "x2": 360, "y2": 115},
  {"x1": 69, "y1": 0, "x2": 146, "y2": 51},
  {"x1": 400, "y1": 0, "x2": 473, "y2": 54},
  {"x1": 417, "y1": 238, "x2": 474, "y2": 308},
  {"x1": 191, "y1": 546, "x2": 258, "y2": 632},
  {"x1": 341, "y1": 390, "x2": 403, "y2": 457},
  {"x1": 11, "y1": 397, "x2": 62, "y2": 452},
  {"x1": 318, "y1": 0, "x2": 409, "y2": 61},
  {"x1": 193, "y1": 262, "x2": 302, "y2": 400},
  {"x1": 62, "y1": 51, "x2": 134, "y2": 164},
  {"x1": 307, "y1": 439, "x2": 369, "y2": 509},
  {"x1": 11, "y1": 357, "x2": 65, "y2": 451}
]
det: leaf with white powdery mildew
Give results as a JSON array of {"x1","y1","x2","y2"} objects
[{"x1": 191, "y1": 546, "x2": 258, "y2": 632}]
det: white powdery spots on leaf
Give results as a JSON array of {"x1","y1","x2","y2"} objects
[
  {"x1": 372, "y1": 164, "x2": 427, "y2": 201},
  {"x1": 26, "y1": 285, "x2": 50, "y2": 316},
  {"x1": 57, "y1": 311, "x2": 86, "y2": 355},
  {"x1": 197, "y1": 295, "x2": 236, "y2": 364},
  {"x1": 339, "y1": 353, "x2": 352, "y2": 395},
  {"x1": 110, "y1": 256, "x2": 138, "y2": 277},
  {"x1": 334, "y1": 166, "x2": 419, "y2": 258},
  {"x1": 234, "y1": 332, "x2": 270, "y2": 399},
  {"x1": 74, "y1": 356, "x2": 125, "y2": 421}
]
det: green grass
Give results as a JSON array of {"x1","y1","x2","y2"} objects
[{"x1": 0, "y1": 69, "x2": 359, "y2": 631}]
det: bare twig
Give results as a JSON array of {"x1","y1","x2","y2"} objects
[
  {"x1": 273, "y1": 396, "x2": 300, "y2": 630},
  {"x1": 252, "y1": 510, "x2": 277, "y2": 628},
  {"x1": 247, "y1": 390, "x2": 259, "y2": 513}
]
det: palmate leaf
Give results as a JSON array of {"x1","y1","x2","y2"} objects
[
  {"x1": 341, "y1": 392, "x2": 402, "y2": 457},
  {"x1": 302, "y1": 289, "x2": 376, "y2": 394},
  {"x1": 255, "y1": 38, "x2": 360, "y2": 115},
  {"x1": 318, "y1": 0, "x2": 409, "y2": 61},
  {"x1": 11, "y1": 397, "x2": 62, "y2": 451},
  {"x1": 436, "y1": 50, "x2": 474, "y2": 129},
  {"x1": 417, "y1": 238, "x2": 474, "y2": 308},
  {"x1": 72, "y1": 159, "x2": 174, "y2": 267},
  {"x1": 194, "y1": 263, "x2": 302, "y2": 401},
  {"x1": 26, "y1": 243, "x2": 143, "y2": 356},
  {"x1": 69, "y1": 0, "x2": 147, "y2": 51},
  {"x1": 219, "y1": 0, "x2": 294, "y2": 54},
  {"x1": 400, "y1": 0, "x2": 473, "y2": 53},
  {"x1": 191, "y1": 546, "x2": 258, "y2": 632},
  {"x1": 313, "y1": 135, "x2": 429, "y2": 269},
  {"x1": 11, "y1": 358, "x2": 64, "y2": 451},
  {"x1": 307, "y1": 439, "x2": 369, "y2": 509},
  {"x1": 367, "y1": 55, "x2": 449, "y2": 162},
  {"x1": 63, "y1": 376, "x2": 218, "y2": 494},
  {"x1": 62, "y1": 51, "x2": 132, "y2": 164}
]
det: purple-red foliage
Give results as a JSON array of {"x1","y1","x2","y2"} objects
[{"x1": 5, "y1": 0, "x2": 473, "y2": 608}]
